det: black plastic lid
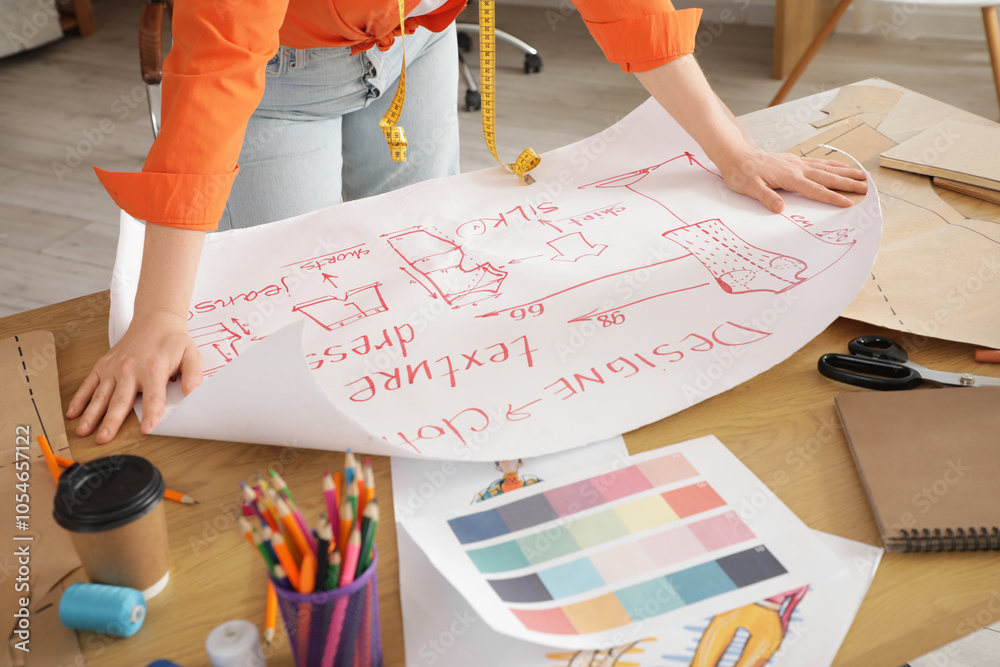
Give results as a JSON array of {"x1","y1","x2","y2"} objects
[{"x1": 52, "y1": 455, "x2": 165, "y2": 533}]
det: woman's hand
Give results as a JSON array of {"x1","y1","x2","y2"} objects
[
  {"x1": 713, "y1": 147, "x2": 868, "y2": 214},
  {"x1": 67, "y1": 311, "x2": 203, "y2": 444},
  {"x1": 67, "y1": 222, "x2": 207, "y2": 444},
  {"x1": 635, "y1": 57, "x2": 869, "y2": 214}
]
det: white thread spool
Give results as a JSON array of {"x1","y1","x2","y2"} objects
[{"x1": 205, "y1": 620, "x2": 266, "y2": 667}]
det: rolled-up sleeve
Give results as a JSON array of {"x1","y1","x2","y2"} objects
[
  {"x1": 95, "y1": 0, "x2": 289, "y2": 230},
  {"x1": 571, "y1": 0, "x2": 702, "y2": 73}
]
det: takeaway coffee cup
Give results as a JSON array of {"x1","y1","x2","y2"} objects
[{"x1": 53, "y1": 455, "x2": 170, "y2": 599}]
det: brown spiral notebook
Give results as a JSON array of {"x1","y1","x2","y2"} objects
[{"x1": 835, "y1": 387, "x2": 1000, "y2": 553}]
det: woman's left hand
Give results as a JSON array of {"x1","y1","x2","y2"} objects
[{"x1": 713, "y1": 147, "x2": 868, "y2": 214}]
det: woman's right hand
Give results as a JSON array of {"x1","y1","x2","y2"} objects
[
  {"x1": 67, "y1": 222, "x2": 208, "y2": 444},
  {"x1": 67, "y1": 310, "x2": 204, "y2": 444}
]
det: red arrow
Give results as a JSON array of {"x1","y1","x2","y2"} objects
[{"x1": 321, "y1": 273, "x2": 339, "y2": 287}]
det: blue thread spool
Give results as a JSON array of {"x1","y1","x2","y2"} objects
[
  {"x1": 59, "y1": 583, "x2": 146, "y2": 637},
  {"x1": 146, "y1": 662, "x2": 184, "y2": 667}
]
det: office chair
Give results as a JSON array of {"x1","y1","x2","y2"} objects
[{"x1": 455, "y1": 22, "x2": 542, "y2": 111}]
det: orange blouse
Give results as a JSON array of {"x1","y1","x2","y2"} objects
[{"x1": 95, "y1": 0, "x2": 701, "y2": 231}]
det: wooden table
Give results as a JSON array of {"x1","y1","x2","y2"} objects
[{"x1": 4, "y1": 80, "x2": 999, "y2": 667}]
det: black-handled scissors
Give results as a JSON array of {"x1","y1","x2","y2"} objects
[{"x1": 818, "y1": 335, "x2": 1000, "y2": 391}]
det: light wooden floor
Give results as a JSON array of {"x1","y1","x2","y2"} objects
[{"x1": 2, "y1": 1, "x2": 1000, "y2": 664}]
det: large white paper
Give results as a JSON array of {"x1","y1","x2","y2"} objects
[
  {"x1": 398, "y1": 436, "x2": 847, "y2": 650},
  {"x1": 112, "y1": 98, "x2": 881, "y2": 460}
]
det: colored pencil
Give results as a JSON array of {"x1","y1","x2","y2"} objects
[
  {"x1": 344, "y1": 449, "x2": 357, "y2": 486},
  {"x1": 253, "y1": 528, "x2": 277, "y2": 577},
  {"x1": 338, "y1": 498, "x2": 354, "y2": 561},
  {"x1": 325, "y1": 550, "x2": 342, "y2": 592},
  {"x1": 237, "y1": 515, "x2": 255, "y2": 546},
  {"x1": 164, "y1": 488, "x2": 199, "y2": 504},
  {"x1": 356, "y1": 499, "x2": 379, "y2": 577},
  {"x1": 298, "y1": 551, "x2": 317, "y2": 594},
  {"x1": 273, "y1": 564, "x2": 291, "y2": 591},
  {"x1": 264, "y1": 580, "x2": 277, "y2": 647},
  {"x1": 323, "y1": 471, "x2": 339, "y2": 536},
  {"x1": 340, "y1": 522, "x2": 362, "y2": 588},
  {"x1": 315, "y1": 518, "x2": 332, "y2": 592},
  {"x1": 259, "y1": 526, "x2": 281, "y2": 568},
  {"x1": 270, "y1": 532, "x2": 301, "y2": 592},
  {"x1": 241, "y1": 482, "x2": 274, "y2": 531},
  {"x1": 269, "y1": 468, "x2": 298, "y2": 506},
  {"x1": 347, "y1": 477, "x2": 359, "y2": 529},
  {"x1": 37, "y1": 434, "x2": 61, "y2": 484},
  {"x1": 276, "y1": 496, "x2": 314, "y2": 560},
  {"x1": 54, "y1": 454, "x2": 195, "y2": 504}
]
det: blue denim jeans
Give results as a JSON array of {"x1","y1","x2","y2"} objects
[{"x1": 218, "y1": 23, "x2": 460, "y2": 230}]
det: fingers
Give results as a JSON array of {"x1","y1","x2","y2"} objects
[
  {"x1": 67, "y1": 370, "x2": 100, "y2": 421},
  {"x1": 806, "y1": 168, "x2": 869, "y2": 196},
  {"x1": 180, "y1": 345, "x2": 204, "y2": 396},
  {"x1": 741, "y1": 178, "x2": 786, "y2": 214},
  {"x1": 75, "y1": 374, "x2": 117, "y2": 438},
  {"x1": 95, "y1": 378, "x2": 139, "y2": 445}
]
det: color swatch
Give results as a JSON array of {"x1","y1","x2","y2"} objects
[
  {"x1": 447, "y1": 453, "x2": 698, "y2": 545},
  {"x1": 510, "y1": 546, "x2": 786, "y2": 635},
  {"x1": 483, "y1": 512, "x2": 758, "y2": 602},
  {"x1": 464, "y1": 485, "x2": 730, "y2": 574}
]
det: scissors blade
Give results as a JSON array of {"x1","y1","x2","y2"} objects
[{"x1": 905, "y1": 361, "x2": 1000, "y2": 387}]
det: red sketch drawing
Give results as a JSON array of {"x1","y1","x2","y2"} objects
[
  {"x1": 292, "y1": 283, "x2": 388, "y2": 331},
  {"x1": 280, "y1": 244, "x2": 369, "y2": 272},
  {"x1": 385, "y1": 227, "x2": 507, "y2": 307},
  {"x1": 569, "y1": 282, "x2": 710, "y2": 323},
  {"x1": 581, "y1": 154, "x2": 858, "y2": 249},
  {"x1": 189, "y1": 318, "x2": 251, "y2": 376},
  {"x1": 663, "y1": 219, "x2": 808, "y2": 294},
  {"x1": 542, "y1": 203, "x2": 627, "y2": 233},
  {"x1": 548, "y1": 232, "x2": 608, "y2": 263},
  {"x1": 579, "y1": 153, "x2": 701, "y2": 226},
  {"x1": 476, "y1": 254, "x2": 695, "y2": 319}
]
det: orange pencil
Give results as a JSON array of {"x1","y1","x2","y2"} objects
[
  {"x1": 323, "y1": 471, "x2": 340, "y2": 541},
  {"x1": 276, "y1": 496, "x2": 312, "y2": 561},
  {"x1": 298, "y1": 551, "x2": 317, "y2": 594},
  {"x1": 54, "y1": 454, "x2": 75, "y2": 468},
  {"x1": 37, "y1": 434, "x2": 61, "y2": 484},
  {"x1": 56, "y1": 454, "x2": 195, "y2": 503},
  {"x1": 264, "y1": 580, "x2": 278, "y2": 647},
  {"x1": 238, "y1": 515, "x2": 255, "y2": 546},
  {"x1": 270, "y1": 532, "x2": 301, "y2": 591},
  {"x1": 163, "y1": 488, "x2": 199, "y2": 504},
  {"x1": 363, "y1": 458, "x2": 376, "y2": 511},
  {"x1": 338, "y1": 498, "x2": 354, "y2": 561},
  {"x1": 976, "y1": 349, "x2": 1000, "y2": 363}
]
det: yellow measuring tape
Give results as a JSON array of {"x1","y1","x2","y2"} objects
[
  {"x1": 478, "y1": 0, "x2": 540, "y2": 185},
  {"x1": 379, "y1": 0, "x2": 409, "y2": 162},
  {"x1": 380, "y1": 0, "x2": 540, "y2": 185}
]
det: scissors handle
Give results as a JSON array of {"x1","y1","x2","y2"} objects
[
  {"x1": 818, "y1": 353, "x2": 923, "y2": 391},
  {"x1": 847, "y1": 335, "x2": 909, "y2": 363}
]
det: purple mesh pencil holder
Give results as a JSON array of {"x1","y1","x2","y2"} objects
[{"x1": 273, "y1": 548, "x2": 382, "y2": 667}]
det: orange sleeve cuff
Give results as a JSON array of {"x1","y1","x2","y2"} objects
[
  {"x1": 583, "y1": 7, "x2": 703, "y2": 73},
  {"x1": 94, "y1": 166, "x2": 238, "y2": 231}
]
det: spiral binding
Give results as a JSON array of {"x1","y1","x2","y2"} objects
[{"x1": 897, "y1": 527, "x2": 1000, "y2": 552}]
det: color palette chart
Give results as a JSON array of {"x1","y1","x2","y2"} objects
[{"x1": 401, "y1": 436, "x2": 844, "y2": 650}]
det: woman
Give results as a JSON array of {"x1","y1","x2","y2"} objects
[{"x1": 68, "y1": 0, "x2": 867, "y2": 443}]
